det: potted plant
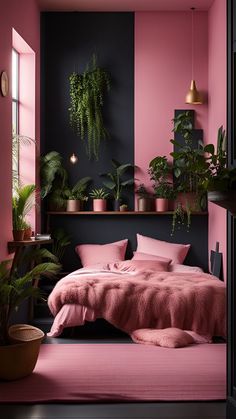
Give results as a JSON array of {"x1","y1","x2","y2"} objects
[
  {"x1": 149, "y1": 156, "x2": 174, "y2": 212},
  {"x1": 0, "y1": 253, "x2": 60, "y2": 380},
  {"x1": 89, "y1": 188, "x2": 109, "y2": 211},
  {"x1": 12, "y1": 184, "x2": 36, "y2": 241},
  {"x1": 203, "y1": 126, "x2": 236, "y2": 213},
  {"x1": 69, "y1": 54, "x2": 111, "y2": 160},
  {"x1": 136, "y1": 184, "x2": 152, "y2": 211},
  {"x1": 64, "y1": 177, "x2": 91, "y2": 212},
  {"x1": 40, "y1": 151, "x2": 68, "y2": 211},
  {"x1": 100, "y1": 159, "x2": 134, "y2": 211},
  {"x1": 120, "y1": 204, "x2": 128, "y2": 212},
  {"x1": 170, "y1": 111, "x2": 208, "y2": 213},
  {"x1": 22, "y1": 221, "x2": 32, "y2": 240}
]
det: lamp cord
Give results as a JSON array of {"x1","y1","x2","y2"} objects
[{"x1": 191, "y1": 7, "x2": 195, "y2": 80}]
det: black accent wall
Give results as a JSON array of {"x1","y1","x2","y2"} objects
[{"x1": 41, "y1": 12, "x2": 134, "y2": 208}]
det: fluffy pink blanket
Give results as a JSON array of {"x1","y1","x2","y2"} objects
[{"x1": 48, "y1": 261, "x2": 226, "y2": 337}]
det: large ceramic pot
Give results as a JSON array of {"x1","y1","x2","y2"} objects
[
  {"x1": 66, "y1": 200, "x2": 81, "y2": 212},
  {"x1": 138, "y1": 198, "x2": 151, "y2": 212},
  {"x1": 175, "y1": 192, "x2": 201, "y2": 211},
  {"x1": 155, "y1": 198, "x2": 168, "y2": 212},
  {"x1": 0, "y1": 324, "x2": 44, "y2": 381},
  {"x1": 93, "y1": 199, "x2": 107, "y2": 212}
]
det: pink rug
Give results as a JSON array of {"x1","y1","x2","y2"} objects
[{"x1": 0, "y1": 343, "x2": 226, "y2": 403}]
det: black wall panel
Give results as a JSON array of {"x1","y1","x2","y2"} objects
[{"x1": 41, "y1": 12, "x2": 134, "y2": 208}]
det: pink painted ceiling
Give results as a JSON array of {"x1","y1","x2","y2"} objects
[{"x1": 38, "y1": 0, "x2": 214, "y2": 12}]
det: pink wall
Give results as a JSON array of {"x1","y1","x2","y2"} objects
[
  {"x1": 208, "y1": 0, "x2": 227, "y2": 279},
  {"x1": 135, "y1": 11, "x2": 208, "y2": 194},
  {"x1": 0, "y1": 0, "x2": 40, "y2": 259}
]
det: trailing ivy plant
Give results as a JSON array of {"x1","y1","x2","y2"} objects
[{"x1": 69, "y1": 54, "x2": 111, "y2": 160}]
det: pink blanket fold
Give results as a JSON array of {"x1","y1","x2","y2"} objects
[{"x1": 48, "y1": 262, "x2": 226, "y2": 337}]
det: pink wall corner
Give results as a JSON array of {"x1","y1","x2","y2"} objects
[
  {"x1": 134, "y1": 11, "x2": 208, "y2": 206},
  {"x1": 0, "y1": 0, "x2": 40, "y2": 259},
  {"x1": 208, "y1": 0, "x2": 227, "y2": 280}
]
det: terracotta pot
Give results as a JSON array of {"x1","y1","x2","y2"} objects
[
  {"x1": 66, "y1": 200, "x2": 81, "y2": 212},
  {"x1": 138, "y1": 198, "x2": 151, "y2": 212},
  {"x1": 12, "y1": 230, "x2": 25, "y2": 241},
  {"x1": 120, "y1": 206, "x2": 128, "y2": 212},
  {"x1": 0, "y1": 324, "x2": 44, "y2": 381},
  {"x1": 93, "y1": 199, "x2": 107, "y2": 212},
  {"x1": 23, "y1": 227, "x2": 32, "y2": 240},
  {"x1": 155, "y1": 198, "x2": 168, "y2": 212}
]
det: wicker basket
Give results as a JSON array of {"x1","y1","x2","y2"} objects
[{"x1": 0, "y1": 324, "x2": 44, "y2": 381}]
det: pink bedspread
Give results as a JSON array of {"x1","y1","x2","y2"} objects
[{"x1": 48, "y1": 261, "x2": 226, "y2": 338}]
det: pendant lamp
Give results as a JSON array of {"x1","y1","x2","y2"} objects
[{"x1": 185, "y1": 7, "x2": 203, "y2": 105}]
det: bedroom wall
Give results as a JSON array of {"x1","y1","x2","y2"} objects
[
  {"x1": 134, "y1": 11, "x2": 209, "y2": 191},
  {"x1": 208, "y1": 0, "x2": 227, "y2": 280},
  {"x1": 41, "y1": 12, "x2": 134, "y2": 209},
  {"x1": 0, "y1": 0, "x2": 40, "y2": 260}
]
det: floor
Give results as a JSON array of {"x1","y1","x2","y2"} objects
[{"x1": 2, "y1": 322, "x2": 226, "y2": 419}]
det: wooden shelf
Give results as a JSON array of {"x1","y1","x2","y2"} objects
[
  {"x1": 8, "y1": 238, "x2": 53, "y2": 253},
  {"x1": 47, "y1": 211, "x2": 208, "y2": 216}
]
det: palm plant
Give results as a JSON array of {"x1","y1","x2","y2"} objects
[
  {"x1": 12, "y1": 184, "x2": 36, "y2": 231},
  {"x1": 51, "y1": 229, "x2": 71, "y2": 263},
  {"x1": 100, "y1": 159, "x2": 134, "y2": 201},
  {"x1": 0, "y1": 255, "x2": 60, "y2": 345},
  {"x1": 12, "y1": 134, "x2": 36, "y2": 192}
]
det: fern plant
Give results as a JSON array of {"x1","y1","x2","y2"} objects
[{"x1": 69, "y1": 54, "x2": 111, "y2": 160}]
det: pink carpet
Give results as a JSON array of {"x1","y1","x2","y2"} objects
[{"x1": 0, "y1": 343, "x2": 226, "y2": 403}]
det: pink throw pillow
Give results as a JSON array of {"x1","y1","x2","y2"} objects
[
  {"x1": 132, "y1": 251, "x2": 172, "y2": 265},
  {"x1": 114, "y1": 259, "x2": 171, "y2": 272},
  {"x1": 75, "y1": 239, "x2": 128, "y2": 267},
  {"x1": 136, "y1": 234, "x2": 190, "y2": 264},
  {"x1": 131, "y1": 328, "x2": 195, "y2": 348},
  {"x1": 169, "y1": 264, "x2": 203, "y2": 273}
]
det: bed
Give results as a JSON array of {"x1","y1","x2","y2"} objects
[{"x1": 47, "y1": 255, "x2": 226, "y2": 341}]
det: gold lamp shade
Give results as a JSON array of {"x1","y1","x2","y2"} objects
[{"x1": 185, "y1": 80, "x2": 203, "y2": 104}]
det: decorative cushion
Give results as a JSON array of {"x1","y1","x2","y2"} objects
[
  {"x1": 131, "y1": 328, "x2": 195, "y2": 348},
  {"x1": 169, "y1": 264, "x2": 203, "y2": 273},
  {"x1": 75, "y1": 239, "x2": 128, "y2": 267},
  {"x1": 113, "y1": 259, "x2": 171, "y2": 272},
  {"x1": 136, "y1": 234, "x2": 190, "y2": 264}
]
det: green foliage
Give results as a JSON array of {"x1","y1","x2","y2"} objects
[
  {"x1": 12, "y1": 135, "x2": 36, "y2": 193},
  {"x1": 40, "y1": 151, "x2": 68, "y2": 210},
  {"x1": 149, "y1": 156, "x2": 175, "y2": 199},
  {"x1": 51, "y1": 228, "x2": 71, "y2": 263},
  {"x1": 69, "y1": 54, "x2": 111, "y2": 160},
  {"x1": 64, "y1": 177, "x2": 91, "y2": 200},
  {"x1": 12, "y1": 184, "x2": 36, "y2": 230},
  {"x1": 100, "y1": 159, "x2": 134, "y2": 200},
  {"x1": 0, "y1": 252, "x2": 60, "y2": 345},
  {"x1": 171, "y1": 203, "x2": 191, "y2": 236},
  {"x1": 136, "y1": 184, "x2": 151, "y2": 199},
  {"x1": 89, "y1": 188, "x2": 110, "y2": 199}
]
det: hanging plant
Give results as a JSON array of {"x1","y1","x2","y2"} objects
[{"x1": 69, "y1": 54, "x2": 111, "y2": 160}]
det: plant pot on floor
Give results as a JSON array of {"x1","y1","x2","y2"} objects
[
  {"x1": 155, "y1": 198, "x2": 168, "y2": 212},
  {"x1": 12, "y1": 230, "x2": 25, "y2": 241},
  {"x1": 66, "y1": 200, "x2": 81, "y2": 212},
  {"x1": 208, "y1": 190, "x2": 236, "y2": 214},
  {"x1": 0, "y1": 324, "x2": 44, "y2": 381},
  {"x1": 93, "y1": 199, "x2": 107, "y2": 212}
]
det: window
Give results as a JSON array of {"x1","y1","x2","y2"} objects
[{"x1": 12, "y1": 48, "x2": 20, "y2": 191}]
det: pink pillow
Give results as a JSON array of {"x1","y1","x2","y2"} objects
[
  {"x1": 169, "y1": 264, "x2": 203, "y2": 273},
  {"x1": 113, "y1": 259, "x2": 171, "y2": 272},
  {"x1": 131, "y1": 328, "x2": 195, "y2": 348},
  {"x1": 75, "y1": 239, "x2": 128, "y2": 267},
  {"x1": 132, "y1": 251, "x2": 172, "y2": 265},
  {"x1": 136, "y1": 234, "x2": 190, "y2": 264}
]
